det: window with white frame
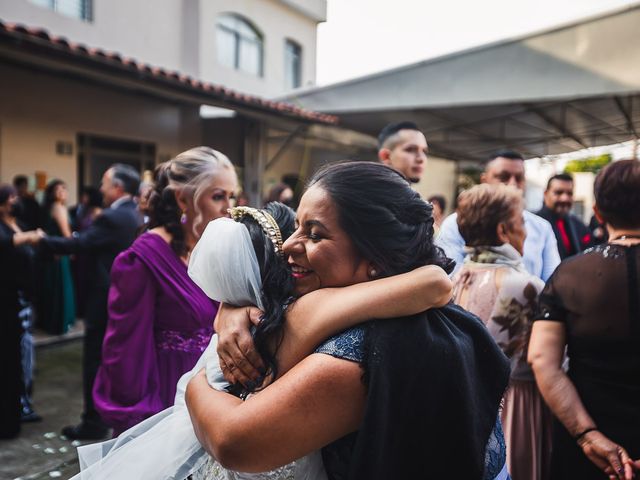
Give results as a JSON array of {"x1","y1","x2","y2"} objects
[
  {"x1": 284, "y1": 39, "x2": 302, "y2": 90},
  {"x1": 30, "y1": 0, "x2": 93, "y2": 21},
  {"x1": 216, "y1": 14, "x2": 263, "y2": 77}
]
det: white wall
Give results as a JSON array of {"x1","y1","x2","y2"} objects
[
  {"x1": 0, "y1": 0, "x2": 188, "y2": 74},
  {"x1": 412, "y1": 155, "x2": 457, "y2": 215},
  {"x1": 200, "y1": 0, "x2": 321, "y2": 97},
  {"x1": 0, "y1": 0, "x2": 324, "y2": 97}
]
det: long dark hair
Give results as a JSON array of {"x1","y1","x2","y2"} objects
[
  {"x1": 308, "y1": 161, "x2": 454, "y2": 276},
  {"x1": 237, "y1": 202, "x2": 296, "y2": 390},
  {"x1": 43, "y1": 179, "x2": 65, "y2": 211}
]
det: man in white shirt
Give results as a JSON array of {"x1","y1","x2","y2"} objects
[{"x1": 437, "y1": 150, "x2": 560, "y2": 281}]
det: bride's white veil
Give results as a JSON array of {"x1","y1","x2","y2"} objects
[{"x1": 74, "y1": 217, "x2": 266, "y2": 479}]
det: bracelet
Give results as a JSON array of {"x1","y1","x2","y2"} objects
[{"x1": 575, "y1": 427, "x2": 598, "y2": 443}]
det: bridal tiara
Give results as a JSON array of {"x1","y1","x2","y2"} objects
[{"x1": 228, "y1": 206, "x2": 284, "y2": 259}]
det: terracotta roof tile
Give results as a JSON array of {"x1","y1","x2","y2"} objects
[{"x1": 0, "y1": 20, "x2": 338, "y2": 124}]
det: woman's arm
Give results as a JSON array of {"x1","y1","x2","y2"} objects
[
  {"x1": 278, "y1": 265, "x2": 451, "y2": 374},
  {"x1": 94, "y1": 252, "x2": 162, "y2": 433},
  {"x1": 216, "y1": 265, "x2": 452, "y2": 384},
  {"x1": 528, "y1": 321, "x2": 633, "y2": 480},
  {"x1": 186, "y1": 354, "x2": 365, "y2": 472},
  {"x1": 51, "y1": 203, "x2": 72, "y2": 237}
]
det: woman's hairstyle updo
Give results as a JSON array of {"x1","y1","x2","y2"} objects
[
  {"x1": 594, "y1": 159, "x2": 640, "y2": 229},
  {"x1": 308, "y1": 161, "x2": 454, "y2": 276},
  {"x1": 147, "y1": 146, "x2": 235, "y2": 256},
  {"x1": 456, "y1": 183, "x2": 523, "y2": 247}
]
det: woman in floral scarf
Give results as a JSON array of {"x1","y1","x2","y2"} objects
[{"x1": 452, "y1": 183, "x2": 552, "y2": 480}]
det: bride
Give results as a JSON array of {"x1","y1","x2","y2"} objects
[{"x1": 73, "y1": 201, "x2": 453, "y2": 479}]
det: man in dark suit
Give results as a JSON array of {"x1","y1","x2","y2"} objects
[
  {"x1": 39, "y1": 164, "x2": 142, "y2": 439},
  {"x1": 536, "y1": 173, "x2": 593, "y2": 260}
]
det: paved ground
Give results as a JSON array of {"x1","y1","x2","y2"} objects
[{"x1": 0, "y1": 339, "x2": 108, "y2": 480}]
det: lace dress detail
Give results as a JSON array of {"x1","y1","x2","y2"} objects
[
  {"x1": 191, "y1": 451, "x2": 327, "y2": 480},
  {"x1": 314, "y1": 326, "x2": 365, "y2": 362}
]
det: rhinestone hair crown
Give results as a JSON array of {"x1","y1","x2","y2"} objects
[{"x1": 228, "y1": 206, "x2": 284, "y2": 258}]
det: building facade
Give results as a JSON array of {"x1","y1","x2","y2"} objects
[
  {"x1": 0, "y1": 0, "x2": 347, "y2": 205},
  {"x1": 1, "y1": 0, "x2": 325, "y2": 97}
]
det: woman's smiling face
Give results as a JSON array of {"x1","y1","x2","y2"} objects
[{"x1": 282, "y1": 185, "x2": 370, "y2": 296}]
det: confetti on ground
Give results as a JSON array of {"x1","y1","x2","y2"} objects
[
  {"x1": 59, "y1": 435, "x2": 68, "y2": 441},
  {"x1": 32, "y1": 443, "x2": 42, "y2": 449},
  {"x1": 43, "y1": 432, "x2": 57, "y2": 439},
  {"x1": 43, "y1": 447, "x2": 56, "y2": 454},
  {"x1": 58, "y1": 446, "x2": 68, "y2": 453},
  {"x1": 49, "y1": 471, "x2": 62, "y2": 478},
  {"x1": 71, "y1": 440, "x2": 82, "y2": 447}
]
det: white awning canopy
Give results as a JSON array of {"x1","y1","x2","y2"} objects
[{"x1": 285, "y1": 3, "x2": 640, "y2": 162}]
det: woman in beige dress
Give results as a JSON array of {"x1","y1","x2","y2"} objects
[{"x1": 452, "y1": 183, "x2": 553, "y2": 480}]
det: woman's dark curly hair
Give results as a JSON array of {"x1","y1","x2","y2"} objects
[
  {"x1": 308, "y1": 161, "x2": 454, "y2": 276},
  {"x1": 147, "y1": 147, "x2": 235, "y2": 257},
  {"x1": 234, "y1": 202, "x2": 296, "y2": 391}
]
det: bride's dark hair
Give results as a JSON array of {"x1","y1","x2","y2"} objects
[{"x1": 234, "y1": 201, "x2": 296, "y2": 391}]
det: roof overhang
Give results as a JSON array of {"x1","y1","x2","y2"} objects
[
  {"x1": 0, "y1": 20, "x2": 338, "y2": 127},
  {"x1": 284, "y1": 3, "x2": 640, "y2": 162}
]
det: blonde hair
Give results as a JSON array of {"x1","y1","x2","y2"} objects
[
  {"x1": 148, "y1": 146, "x2": 237, "y2": 254},
  {"x1": 456, "y1": 183, "x2": 523, "y2": 247}
]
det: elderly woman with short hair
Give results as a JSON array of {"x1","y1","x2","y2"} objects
[
  {"x1": 528, "y1": 159, "x2": 640, "y2": 480},
  {"x1": 453, "y1": 183, "x2": 552, "y2": 480}
]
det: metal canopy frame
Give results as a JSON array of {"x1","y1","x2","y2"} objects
[{"x1": 329, "y1": 93, "x2": 640, "y2": 162}]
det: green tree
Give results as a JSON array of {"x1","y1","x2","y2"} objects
[{"x1": 564, "y1": 154, "x2": 612, "y2": 174}]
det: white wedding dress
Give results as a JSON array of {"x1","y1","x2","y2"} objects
[{"x1": 73, "y1": 218, "x2": 328, "y2": 480}]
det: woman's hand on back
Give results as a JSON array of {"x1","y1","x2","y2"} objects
[{"x1": 215, "y1": 303, "x2": 264, "y2": 385}]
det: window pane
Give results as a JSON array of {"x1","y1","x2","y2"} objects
[
  {"x1": 56, "y1": 0, "x2": 90, "y2": 20},
  {"x1": 30, "y1": 0, "x2": 54, "y2": 8},
  {"x1": 217, "y1": 28, "x2": 237, "y2": 69},
  {"x1": 239, "y1": 39, "x2": 262, "y2": 76},
  {"x1": 285, "y1": 40, "x2": 302, "y2": 89}
]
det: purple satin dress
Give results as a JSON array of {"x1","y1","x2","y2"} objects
[{"x1": 94, "y1": 232, "x2": 218, "y2": 435}]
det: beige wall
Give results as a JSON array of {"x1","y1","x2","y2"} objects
[
  {"x1": 412, "y1": 155, "x2": 457, "y2": 216},
  {"x1": 200, "y1": 0, "x2": 320, "y2": 97},
  {"x1": 0, "y1": 63, "x2": 201, "y2": 203},
  {"x1": 1, "y1": 0, "x2": 324, "y2": 97}
]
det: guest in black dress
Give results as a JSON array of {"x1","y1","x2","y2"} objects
[
  {"x1": 528, "y1": 159, "x2": 640, "y2": 480},
  {"x1": 0, "y1": 185, "x2": 42, "y2": 438}
]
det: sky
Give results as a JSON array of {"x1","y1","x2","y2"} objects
[{"x1": 316, "y1": 0, "x2": 638, "y2": 85}]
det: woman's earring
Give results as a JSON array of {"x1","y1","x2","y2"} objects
[
  {"x1": 369, "y1": 268, "x2": 378, "y2": 277},
  {"x1": 180, "y1": 212, "x2": 187, "y2": 224}
]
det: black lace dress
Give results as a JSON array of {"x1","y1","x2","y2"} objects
[{"x1": 535, "y1": 243, "x2": 640, "y2": 479}]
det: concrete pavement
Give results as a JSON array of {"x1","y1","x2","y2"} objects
[{"x1": 0, "y1": 340, "x2": 107, "y2": 480}]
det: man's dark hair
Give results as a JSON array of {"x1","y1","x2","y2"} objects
[
  {"x1": 489, "y1": 150, "x2": 524, "y2": 162},
  {"x1": 13, "y1": 175, "x2": 28, "y2": 189},
  {"x1": 378, "y1": 121, "x2": 421, "y2": 150},
  {"x1": 428, "y1": 195, "x2": 446, "y2": 212},
  {"x1": 110, "y1": 164, "x2": 141, "y2": 195},
  {"x1": 594, "y1": 159, "x2": 640, "y2": 229},
  {"x1": 545, "y1": 173, "x2": 573, "y2": 191}
]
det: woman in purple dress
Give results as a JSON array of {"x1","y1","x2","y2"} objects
[{"x1": 93, "y1": 147, "x2": 238, "y2": 435}]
